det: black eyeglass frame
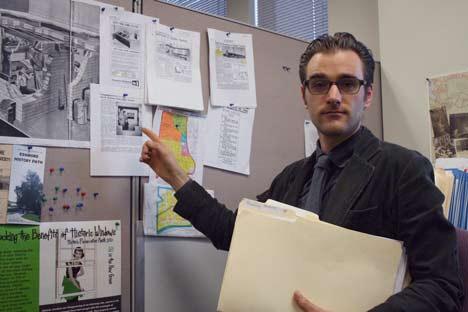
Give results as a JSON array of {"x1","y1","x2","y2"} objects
[{"x1": 302, "y1": 77, "x2": 368, "y2": 95}]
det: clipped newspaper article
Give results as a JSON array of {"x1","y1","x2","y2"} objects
[
  {"x1": 208, "y1": 28, "x2": 257, "y2": 108},
  {"x1": 100, "y1": 8, "x2": 154, "y2": 93},
  {"x1": 146, "y1": 23, "x2": 203, "y2": 111},
  {"x1": 90, "y1": 84, "x2": 151, "y2": 176}
]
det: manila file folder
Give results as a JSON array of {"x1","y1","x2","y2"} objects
[{"x1": 217, "y1": 199, "x2": 407, "y2": 312}]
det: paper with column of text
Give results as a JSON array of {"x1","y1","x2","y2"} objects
[
  {"x1": 146, "y1": 23, "x2": 204, "y2": 111},
  {"x1": 208, "y1": 28, "x2": 257, "y2": 108}
]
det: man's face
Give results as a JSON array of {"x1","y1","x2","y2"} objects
[{"x1": 301, "y1": 50, "x2": 373, "y2": 140}]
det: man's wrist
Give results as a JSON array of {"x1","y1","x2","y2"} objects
[{"x1": 170, "y1": 174, "x2": 190, "y2": 191}]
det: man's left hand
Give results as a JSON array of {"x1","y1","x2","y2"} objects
[{"x1": 293, "y1": 291, "x2": 331, "y2": 312}]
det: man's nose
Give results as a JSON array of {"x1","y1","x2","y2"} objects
[{"x1": 326, "y1": 83, "x2": 342, "y2": 106}]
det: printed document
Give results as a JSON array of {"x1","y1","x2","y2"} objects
[
  {"x1": 0, "y1": 144, "x2": 12, "y2": 223},
  {"x1": 208, "y1": 28, "x2": 257, "y2": 108},
  {"x1": 90, "y1": 84, "x2": 151, "y2": 176},
  {"x1": 147, "y1": 23, "x2": 204, "y2": 111},
  {"x1": 7, "y1": 145, "x2": 46, "y2": 224},
  {"x1": 204, "y1": 105, "x2": 255, "y2": 175},
  {"x1": 100, "y1": 9, "x2": 152, "y2": 93}
]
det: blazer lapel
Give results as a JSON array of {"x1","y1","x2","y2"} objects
[
  {"x1": 321, "y1": 154, "x2": 374, "y2": 225},
  {"x1": 320, "y1": 128, "x2": 381, "y2": 225}
]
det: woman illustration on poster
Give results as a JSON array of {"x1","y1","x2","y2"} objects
[{"x1": 62, "y1": 246, "x2": 85, "y2": 302}]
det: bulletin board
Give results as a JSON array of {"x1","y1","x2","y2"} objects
[{"x1": 140, "y1": 1, "x2": 383, "y2": 312}]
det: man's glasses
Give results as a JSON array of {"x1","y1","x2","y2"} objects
[{"x1": 303, "y1": 77, "x2": 367, "y2": 95}]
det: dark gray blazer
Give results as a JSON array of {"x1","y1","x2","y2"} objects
[{"x1": 175, "y1": 127, "x2": 463, "y2": 311}]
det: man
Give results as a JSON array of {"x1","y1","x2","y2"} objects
[{"x1": 141, "y1": 33, "x2": 463, "y2": 311}]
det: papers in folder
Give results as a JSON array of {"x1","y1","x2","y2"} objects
[{"x1": 217, "y1": 199, "x2": 407, "y2": 312}]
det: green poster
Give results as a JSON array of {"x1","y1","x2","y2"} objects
[{"x1": 0, "y1": 225, "x2": 40, "y2": 312}]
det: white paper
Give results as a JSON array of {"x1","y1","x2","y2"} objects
[
  {"x1": 208, "y1": 28, "x2": 257, "y2": 108},
  {"x1": 304, "y1": 120, "x2": 319, "y2": 157},
  {"x1": 435, "y1": 158, "x2": 468, "y2": 170},
  {"x1": 90, "y1": 84, "x2": 151, "y2": 176},
  {"x1": 152, "y1": 107, "x2": 205, "y2": 184},
  {"x1": 147, "y1": 23, "x2": 203, "y2": 111},
  {"x1": 100, "y1": 9, "x2": 153, "y2": 93},
  {"x1": 143, "y1": 182, "x2": 214, "y2": 237},
  {"x1": 7, "y1": 145, "x2": 46, "y2": 224},
  {"x1": 204, "y1": 105, "x2": 255, "y2": 175}
]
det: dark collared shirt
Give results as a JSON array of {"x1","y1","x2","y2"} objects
[{"x1": 299, "y1": 127, "x2": 364, "y2": 213}]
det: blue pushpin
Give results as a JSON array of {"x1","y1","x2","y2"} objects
[
  {"x1": 76, "y1": 202, "x2": 84, "y2": 209},
  {"x1": 48, "y1": 207, "x2": 54, "y2": 215},
  {"x1": 123, "y1": 93, "x2": 128, "y2": 97},
  {"x1": 76, "y1": 187, "x2": 81, "y2": 195},
  {"x1": 59, "y1": 167, "x2": 65, "y2": 175},
  {"x1": 27, "y1": 145, "x2": 33, "y2": 150}
]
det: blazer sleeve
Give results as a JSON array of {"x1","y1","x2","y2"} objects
[
  {"x1": 369, "y1": 155, "x2": 464, "y2": 312},
  {"x1": 174, "y1": 180, "x2": 237, "y2": 251}
]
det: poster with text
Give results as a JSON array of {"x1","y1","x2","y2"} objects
[
  {"x1": 0, "y1": 220, "x2": 121, "y2": 311},
  {"x1": 0, "y1": 144, "x2": 12, "y2": 223},
  {"x1": 7, "y1": 145, "x2": 46, "y2": 224}
]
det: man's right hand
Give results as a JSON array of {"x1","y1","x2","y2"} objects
[{"x1": 140, "y1": 128, "x2": 189, "y2": 191}]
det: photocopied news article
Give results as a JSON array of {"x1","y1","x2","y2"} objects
[
  {"x1": 204, "y1": 104, "x2": 255, "y2": 175},
  {"x1": 100, "y1": 8, "x2": 154, "y2": 94},
  {"x1": 208, "y1": 28, "x2": 257, "y2": 108},
  {"x1": 90, "y1": 84, "x2": 151, "y2": 176},
  {"x1": 147, "y1": 23, "x2": 204, "y2": 111}
]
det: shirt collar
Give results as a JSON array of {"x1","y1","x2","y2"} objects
[{"x1": 315, "y1": 127, "x2": 363, "y2": 168}]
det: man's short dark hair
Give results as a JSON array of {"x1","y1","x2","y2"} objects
[{"x1": 299, "y1": 32, "x2": 375, "y2": 87}]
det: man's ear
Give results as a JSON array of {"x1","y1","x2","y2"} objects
[
  {"x1": 363, "y1": 85, "x2": 373, "y2": 110},
  {"x1": 300, "y1": 85, "x2": 307, "y2": 107}
]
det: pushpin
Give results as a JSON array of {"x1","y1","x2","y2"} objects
[
  {"x1": 49, "y1": 168, "x2": 55, "y2": 175},
  {"x1": 226, "y1": 32, "x2": 231, "y2": 36},
  {"x1": 41, "y1": 196, "x2": 47, "y2": 203},
  {"x1": 93, "y1": 192, "x2": 99, "y2": 199},
  {"x1": 76, "y1": 187, "x2": 81, "y2": 195},
  {"x1": 59, "y1": 167, "x2": 64, "y2": 175},
  {"x1": 101, "y1": 7, "x2": 105, "y2": 12},
  {"x1": 123, "y1": 93, "x2": 128, "y2": 97},
  {"x1": 54, "y1": 186, "x2": 60, "y2": 194},
  {"x1": 170, "y1": 26, "x2": 175, "y2": 31},
  {"x1": 115, "y1": 221, "x2": 120, "y2": 229},
  {"x1": 62, "y1": 204, "x2": 70, "y2": 210},
  {"x1": 62, "y1": 188, "x2": 68, "y2": 195},
  {"x1": 76, "y1": 202, "x2": 84, "y2": 209},
  {"x1": 53, "y1": 196, "x2": 58, "y2": 204},
  {"x1": 81, "y1": 192, "x2": 87, "y2": 199},
  {"x1": 27, "y1": 145, "x2": 33, "y2": 150},
  {"x1": 48, "y1": 207, "x2": 54, "y2": 215}
]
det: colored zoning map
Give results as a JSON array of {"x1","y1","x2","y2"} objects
[
  {"x1": 156, "y1": 185, "x2": 191, "y2": 234},
  {"x1": 159, "y1": 111, "x2": 196, "y2": 174}
]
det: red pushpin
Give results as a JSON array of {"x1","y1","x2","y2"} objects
[
  {"x1": 81, "y1": 192, "x2": 86, "y2": 199},
  {"x1": 49, "y1": 168, "x2": 55, "y2": 175},
  {"x1": 62, "y1": 204, "x2": 70, "y2": 210}
]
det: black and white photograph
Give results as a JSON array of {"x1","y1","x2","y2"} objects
[
  {"x1": 449, "y1": 112, "x2": 468, "y2": 139},
  {"x1": 112, "y1": 23, "x2": 141, "y2": 51},
  {"x1": 116, "y1": 105, "x2": 141, "y2": 136},
  {"x1": 429, "y1": 106, "x2": 451, "y2": 138},
  {"x1": 0, "y1": 0, "x2": 100, "y2": 147},
  {"x1": 433, "y1": 133, "x2": 456, "y2": 158},
  {"x1": 216, "y1": 42, "x2": 246, "y2": 59},
  {"x1": 454, "y1": 138, "x2": 468, "y2": 157}
]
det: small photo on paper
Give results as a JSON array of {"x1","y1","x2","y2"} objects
[
  {"x1": 449, "y1": 113, "x2": 468, "y2": 139},
  {"x1": 158, "y1": 43, "x2": 191, "y2": 62},
  {"x1": 429, "y1": 106, "x2": 450, "y2": 137},
  {"x1": 116, "y1": 106, "x2": 142, "y2": 136},
  {"x1": 433, "y1": 134, "x2": 456, "y2": 158},
  {"x1": 216, "y1": 42, "x2": 246, "y2": 59},
  {"x1": 454, "y1": 138, "x2": 468, "y2": 156},
  {"x1": 112, "y1": 24, "x2": 141, "y2": 51}
]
